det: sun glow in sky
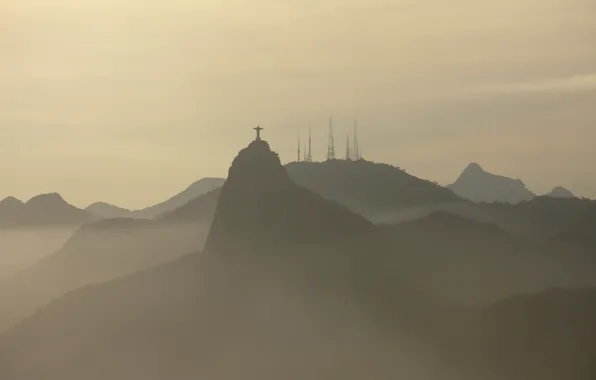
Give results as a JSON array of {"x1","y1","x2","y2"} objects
[{"x1": 1, "y1": 0, "x2": 595, "y2": 207}]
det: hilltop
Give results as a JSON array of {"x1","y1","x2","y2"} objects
[
  {"x1": 0, "y1": 193, "x2": 92, "y2": 228},
  {"x1": 286, "y1": 159, "x2": 460, "y2": 217},
  {"x1": 85, "y1": 202, "x2": 135, "y2": 219},
  {"x1": 545, "y1": 186, "x2": 576, "y2": 198}
]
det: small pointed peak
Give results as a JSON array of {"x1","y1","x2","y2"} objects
[
  {"x1": 547, "y1": 186, "x2": 576, "y2": 198},
  {"x1": 464, "y1": 162, "x2": 484, "y2": 173},
  {"x1": 0, "y1": 196, "x2": 24, "y2": 208},
  {"x1": 1, "y1": 196, "x2": 23, "y2": 204}
]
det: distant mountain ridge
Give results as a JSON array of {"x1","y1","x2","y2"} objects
[
  {"x1": 449, "y1": 163, "x2": 536, "y2": 204},
  {"x1": 84, "y1": 177, "x2": 225, "y2": 219},
  {"x1": 0, "y1": 193, "x2": 92, "y2": 228},
  {"x1": 85, "y1": 202, "x2": 135, "y2": 219}
]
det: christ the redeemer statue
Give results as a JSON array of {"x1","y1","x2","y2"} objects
[{"x1": 254, "y1": 126, "x2": 264, "y2": 140}]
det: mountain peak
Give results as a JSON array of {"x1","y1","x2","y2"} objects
[
  {"x1": 462, "y1": 162, "x2": 484, "y2": 175},
  {"x1": 449, "y1": 163, "x2": 535, "y2": 204},
  {"x1": 0, "y1": 193, "x2": 91, "y2": 228},
  {"x1": 0, "y1": 196, "x2": 24, "y2": 207},
  {"x1": 546, "y1": 186, "x2": 576, "y2": 198},
  {"x1": 225, "y1": 139, "x2": 289, "y2": 189}
]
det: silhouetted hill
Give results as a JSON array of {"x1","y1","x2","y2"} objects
[
  {"x1": 0, "y1": 197, "x2": 24, "y2": 214},
  {"x1": 85, "y1": 202, "x2": 134, "y2": 219},
  {"x1": 545, "y1": 186, "x2": 576, "y2": 198},
  {"x1": 0, "y1": 193, "x2": 92, "y2": 228},
  {"x1": 285, "y1": 159, "x2": 460, "y2": 218},
  {"x1": 449, "y1": 162, "x2": 535, "y2": 203}
]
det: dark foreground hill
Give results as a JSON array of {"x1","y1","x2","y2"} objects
[
  {"x1": 433, "y1": 288, "x2": 596, "y2": 380},
  {"x1": 0, "y1": 193, "x2": 92, "y2": 228},
  {"x1": 1, "y1": 139, "x2": 595, "y2": 380}
]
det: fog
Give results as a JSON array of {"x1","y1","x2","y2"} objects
[
  {"x1": 0, "y1": 227, "x2": 76, "y2": 280},
  {"x1": 0, "y1": 220, "x2": 210, "y2": 333}
]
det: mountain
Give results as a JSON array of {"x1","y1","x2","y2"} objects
[
  {"x1": 0, "y1": 193, "x2": 92, "y2": 228},
  {"x1": 85, "y1": 202, "x2": 134, "y2": 219},
  {"x1": 285, "y1": 159, "x2": 460, "y2": 218},
  {"x1": 0, "y1": 197, "x2": 24, "y2": 215},
  {"x1": 449, "y1": 162, "x2": 536, "y2": 203},
  {"x1": 545, "y1": 186, "x2": 576, "y2": 198},
  {"x1": 1, "y1": 139, "x2": 595, "y2": 380}
]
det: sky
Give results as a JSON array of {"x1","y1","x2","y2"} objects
[{"x1": 1, "y1": 0, "x2": 595, "y2": 208}]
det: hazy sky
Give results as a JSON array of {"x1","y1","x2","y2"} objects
[{"x1": 1, "y1": 0, "x2": 595, "y2": 208}]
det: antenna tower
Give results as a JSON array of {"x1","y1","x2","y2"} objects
[
  {"x1": 305, "y1": 128, "x2": 313, "y2": 162},
  {"x1": 353, "y1": 120, "x2": 360, "y2": 160},
  {"x1": 297, "y1": 136, "x2": 301, "y2": 162},
  {"x1": 346, "y1": 135, "x2": 351, "y2": 160},
  {"x1": 327, "y1": 117, "x2": 336, "y2": 160}
]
